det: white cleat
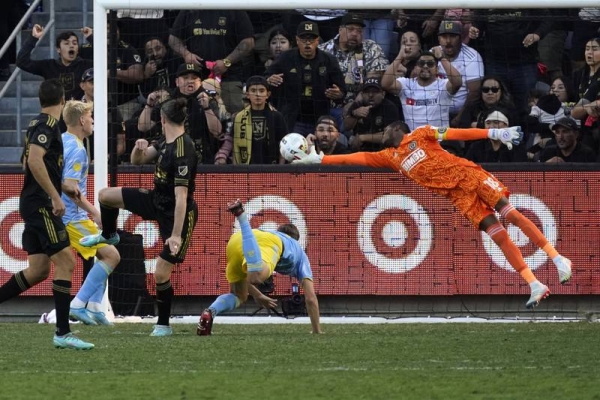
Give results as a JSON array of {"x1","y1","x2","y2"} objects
[
  {"x1": 554, "y1": 256, "x2": 572, "y2": 284},
  {"x1": 526, "y1": 282, "x2": 550, "y2": 309}
]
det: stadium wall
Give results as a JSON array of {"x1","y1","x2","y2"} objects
[{"x1": 1, "y1": 165, "x2": 599, "y2": 312}]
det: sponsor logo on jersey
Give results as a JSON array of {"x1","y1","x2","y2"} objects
[
  {"x1": 400, "y1": 148, "x2": 427, "y2": 173},
  {"x1": 38, "y1": 134, "x2": 47, "y2": 144}
]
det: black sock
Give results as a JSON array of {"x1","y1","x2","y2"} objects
[
  {"x1": 100, "y1": 203, "x2": 119, "y2": 239},
  {"x1": 52, "y1": 280, "x2": 72, "y2": 336},
  {"x1": 155, "y1": 280, "x2": 173, "y2": 326},
  {"x1": 0, "y1": 271, "x2": 32, "y2": 304}
]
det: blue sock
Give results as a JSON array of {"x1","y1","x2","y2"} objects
[
  {"x1": 208, "y1": 293, "x2": 240, "y2": 316},
  {"x1": 238, "y1": 212, "x2": 262, "y2": 271},
  {"x1": 76, "y1": 260, "x2": 112, "y2": 304}
]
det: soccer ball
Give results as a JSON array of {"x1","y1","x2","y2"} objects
[{"x1": 279, "y1": 133, "x2": 309, "y2": 162}]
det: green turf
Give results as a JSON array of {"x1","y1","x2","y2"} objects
[{"x1": 0, "y1": 322, "x2": 598, "y2": 400}]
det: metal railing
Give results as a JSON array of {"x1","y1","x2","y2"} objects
[{"x1": 0, "y1": 0, "x2": 55, "y2": 145}]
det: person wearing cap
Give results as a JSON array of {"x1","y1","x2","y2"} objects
[
  {"x1": 434, "y1": 21, "x2": 483, "y2": 127},
  {"x1": 309, "y1": 115, "x2": 350, "y2": 155},
  {"x1": 76, "y1": 68, "x2": 125, "y2": 163},
  {"x1": 16, "y1": 25, "x2": 93, "y2": 100},
  {"x1": 540, "y1": 117, "x2": 596, "y2": 163},
  {"x1": 319, "y1": 13, "x2": 389, "y2": 107},
  {"x1": 465, "y1": 108, "x2": 527, "y2": 163},
  {"x1": 266, "y1": 21, "x2": 346, "y2": 136},
  {"x1": 80, "y1": 68, "x2": 94, "y2": 103},
  {"x1": 382, "y1": 50, "x2": 462, "y2": 131},
  {"x1": 215, "y1": 76, "x2": 288, "y2": 164},
  {"x1": 169, "y1": 10, "x2": 255, "y2": 113},
  {"x1": 138, "y1": 63, "x2": 222, "y2": 164},
  {"x1": 343, "y1": 77, "x2": 399, "y2": 152}
]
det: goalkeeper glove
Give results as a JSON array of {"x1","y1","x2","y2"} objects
[
  {"x1": 292, "y1": 146, "x2": 324, "y2": 164},
  {"x1": 487, "y1": 126, "x2": 523, "y2": 150}
]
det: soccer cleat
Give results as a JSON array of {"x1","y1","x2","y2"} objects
[
  {"x1": 554, "y1": 256, "x2": 572, "y2": 284},
  {"x1": 150, "y1": 324, "x2": 173, "y2": 337},
  {"x1": 79, "y1": 232, "x2": 120, "y2": 248},
  {"x1": 88, "y1": 310, "x2": 114, "y2": 326},
  {"x1": 69, "y1": 307, "x2": 97, "y2": 325},
  {"x1": 526, "y1": 283, "x2": 550, "y2": 309},
  {"x1": 227, "y1": 199, "x2": 245, "y2": 217},
  {"x1": 197, "y1": 309, "x2": 214, "y2": 336},
  {"x1": 53, "y1": 333, "x2": 94, "y2": 350}
]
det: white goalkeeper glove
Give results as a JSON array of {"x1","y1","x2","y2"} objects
[
  {"x1": 292, "y1": 146, "x2": 324, "y2": 164},
  {"x1": 487, "y1": 126, "x2": 523, "y2": 150}
]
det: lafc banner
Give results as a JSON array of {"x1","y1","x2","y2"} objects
[{"x1": 0, "y1": 171, "x2": 598, "y2": 296}]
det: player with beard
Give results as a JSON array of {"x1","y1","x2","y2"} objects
[
  {"x1": 294, "y1": 121, "x2": 573, "y2": 309},
  {"x1": 343, "y1": 77, "x2": 399, "y2": 152},
  {"x1": 80, "y1": 97, "x2": 199, "y2": 337},
  {"x1": 309, "y1": 115, "x2": 350, "y2": 155},
  {"x1": 17, "y1": 25, "x2": 93, "y2": 100}
]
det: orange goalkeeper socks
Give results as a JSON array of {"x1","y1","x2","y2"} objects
[
  {"x1": 499, "y1": 204, "x2": 554, "y2": 252},
  {"x1": 486, "y1": 223, "x2": 537, "y2": 283}
]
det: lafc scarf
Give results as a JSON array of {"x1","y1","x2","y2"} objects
[{"x1": 233, "y1": 105, "x2": 276, "y2": 164}]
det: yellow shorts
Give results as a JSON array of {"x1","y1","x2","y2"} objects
[
  {"x1": 225, "y1": 230, "x2": 283, "y2": 284},
  {"x1": 66, "y1": 220, "x2": 107, "y2": 260}
]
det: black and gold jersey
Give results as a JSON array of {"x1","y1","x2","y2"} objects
[
  {"x1": 151, "y1": 134, "x2": 198, "y2": 214},
  {"x1": 19, "y1": 113, "x2": 63, "y2": 217}
]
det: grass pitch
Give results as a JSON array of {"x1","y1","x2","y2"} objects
[{"x1": 0, "y1": 322, "x2": 598, "y2": 400}]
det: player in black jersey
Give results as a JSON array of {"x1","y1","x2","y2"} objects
[
  {"x1": 0, "y1": 79, "x2": 94, "y2": 349},
  {"x1": 80, "y1": 97, "x2": 199, "y2": 337},
  {"x1": 16, "y1": 25, "x2": 93, "y2": 101}
]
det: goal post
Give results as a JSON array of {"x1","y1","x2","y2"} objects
[{"x1": 89, "y1": 0, "x2": 597, "y2": 318}]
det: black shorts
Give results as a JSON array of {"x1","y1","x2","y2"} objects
[
  {"x1": 121, "y1": 188, "x2": 198, "y2": 264},
  {"x1": 21, "y1": 207, "x2": 70, "y2": 256}
]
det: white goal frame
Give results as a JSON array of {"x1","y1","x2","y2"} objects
[{"x1": 93, "y1": 0, "x2": 596, "y2": 199}]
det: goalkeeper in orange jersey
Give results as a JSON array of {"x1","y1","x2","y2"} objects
[{"x1": 294, "y1": 121, "x2": 572, "y2": 309}]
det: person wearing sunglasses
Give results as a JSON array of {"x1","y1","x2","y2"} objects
[
  {"x1": 457, "y1": 76, "x2": 519, "y2": 131},
  {"x1": 382, "y1": 49, "x2": 462, "y2": 131}
]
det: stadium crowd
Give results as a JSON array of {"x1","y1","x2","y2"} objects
[{"x1": 6, "y1": 7, "x2": 600, "y2": 164}]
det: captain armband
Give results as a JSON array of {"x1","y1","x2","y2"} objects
[{"x1": 434, "y1": 127, "x2": 449, "y2": 141}]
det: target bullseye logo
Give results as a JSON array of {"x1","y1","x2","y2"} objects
[{"x1": 358, "y1": 195, "x2": 433, "y2": 273}]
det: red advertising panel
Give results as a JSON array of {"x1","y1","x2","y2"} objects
[{"x1": 1, "y1": 171, "x2": 599, "y2": 296}]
